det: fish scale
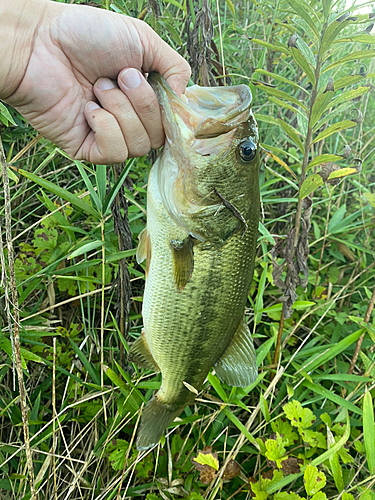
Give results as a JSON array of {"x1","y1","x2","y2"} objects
[{"x1": 130, "y1": 73, "x2": 260, "y2": 450}]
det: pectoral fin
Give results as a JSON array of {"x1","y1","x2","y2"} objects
[
  {"x1": 136, "y1": 227, "x2": 151, "y2": 278},
  {"x1": 214, "y1": 319, "x2": 257, "y2": 387},
  {"x1": 170, "y1": 236, "x2": 194, "y2": 290},
  {"x1": 128, "y1": 331, "x2": 160, "y2": 372}
]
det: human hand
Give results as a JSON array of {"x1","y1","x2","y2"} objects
[{"x1": 0, "y1": 0, "x2": 190, "y2": 164}]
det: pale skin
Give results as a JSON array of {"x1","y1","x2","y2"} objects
[{"x1": 0, "y1": 0, "x2": 191, "y2": 164}]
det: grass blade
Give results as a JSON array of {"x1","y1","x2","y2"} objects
[{"x1": 363, "y1": 391, "x2": 375, "y2": 474}]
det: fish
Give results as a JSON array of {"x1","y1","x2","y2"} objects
[{"x1": 129, "y1": 73, "x2": 260, "y2": 451}]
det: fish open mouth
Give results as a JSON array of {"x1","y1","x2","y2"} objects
[{"x1": 148, "y1": 73, "x2": 253, "y2": 146}]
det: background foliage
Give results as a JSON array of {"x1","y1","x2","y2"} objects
[{"x1": 0, "y1": 0, "x2": 375, "y2": 499}]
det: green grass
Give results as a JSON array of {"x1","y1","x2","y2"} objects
[{"x1": 1, "y1": 0, "x2": 375, "y2": 499}]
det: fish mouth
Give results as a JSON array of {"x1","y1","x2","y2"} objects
[{"x1": 148, "y1": 72, "x2": 253, "y2": 148}]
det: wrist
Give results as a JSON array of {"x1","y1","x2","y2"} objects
[{"x1": 0, "y1": 0, "x2": 50, "y2": 100}]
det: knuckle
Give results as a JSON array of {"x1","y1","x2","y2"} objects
[{"x1": 137, "y1": 94, "x2": 158, "y2": 116}]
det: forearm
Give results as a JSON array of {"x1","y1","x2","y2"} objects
[{"x1": 0, "y1": 0, "x2": 49, "y2": 100}]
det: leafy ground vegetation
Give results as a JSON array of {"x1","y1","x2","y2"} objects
[{"x1": 1, "y1": 0, "x2": 375, "y2": 499}]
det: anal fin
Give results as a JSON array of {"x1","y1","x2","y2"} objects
[
  {"x1": 128, "y1": 331, "x2": 160, "y2": 372},
  {"x1": 214, "y1": 318, "x2": 257, "y2": 387}
]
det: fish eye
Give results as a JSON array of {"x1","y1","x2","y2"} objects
[{"x1": 239, "y1": 139, "x2": 257, "y2": 162}]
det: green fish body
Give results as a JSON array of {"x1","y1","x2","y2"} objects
[{"x1": 130, "y1": 74, "x2": 260, "y2": 450}]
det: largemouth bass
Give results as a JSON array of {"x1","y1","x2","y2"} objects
[{"x1": 130, "y1": 73, "x2": 260, "y2": 451}]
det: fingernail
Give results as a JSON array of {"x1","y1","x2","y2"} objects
[
  {"x1": 121, "y1": 68, "x2": 142, "y2": 89},
  {"x1": 86, "y1": 102, "x2": 100, "y2": 111},
  {"x1": 96, "y1": 78, "x2": 116, "y2": 90}
]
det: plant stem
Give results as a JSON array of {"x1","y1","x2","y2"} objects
[{"x1": 0, "y1": 136, "x2": 37, "y2": 499}]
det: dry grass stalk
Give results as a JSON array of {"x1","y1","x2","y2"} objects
[{"x1": 0, "y1": 135, "x2": 37, "y2": 498}]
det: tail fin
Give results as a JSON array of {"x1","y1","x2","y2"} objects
[{"x1": 136, "y1": 395, "x2": 184, "y2": 451}]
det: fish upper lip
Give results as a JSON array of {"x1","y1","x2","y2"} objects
[{"x1": 148, "y1": 72, "x2": 253, "y2": 140}]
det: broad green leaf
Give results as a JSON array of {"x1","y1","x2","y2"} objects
[
  {"x1": 364, "y1": 192, "x2": 375, "y2": 208},
  {"x1": 363, "y1": 391, "x2": 375, "y2": 474},
  {"x1": 312, "y1": 120, "x2": 356, "y2": 143},
  {"x1": 327, "y1": 427, "x2": 344, "y2": 492},
  {"x1": 310, "y1": 91, "x2": 334, "y2": 127},
  {"x1": 324, "y1": 50, "x2": 375, "y2": 73},
  {"x1": 290, "y1": 47, "x2": 316, "y2": 86},
  {"x1": 193, "y1": 451, "x2": 219, "y2": 471},
  {"x1": 307, "y1": 154, "x2": 342, "y2": 169},
  {"x1": 288, "y1": 0, "x2": 320, "y2": 40},
  {"x1": 17, "y1": 168, "x2": 99, "y2": 218},
  {"x1": 299, "y1": 174, "x2": 324, "y2": 199},
  {"x1": 265, "y1": 433, "x2": 287, "y2": 468},
  {"x1": 254, "y1": 69, "x2": 309, "y2": 93},
  {"x1": 278, "y1": 119, "x2": 305, "y2": 153},
  {"x1": 256, "y1": 83, "x2": 308, "y2": 112},
  {"x1": 336, "y1": 34, "x2": 375, "y2": 44},
  {"x1": 275, "y1": 493, "x2": 304, "y2": 500},
  {"x1": 327, "y1": 167, "x2": 357, "y2": 180},
  {"x1": 250, "y1": 38, "x2": 289, "y2": 54},
  {"x1": 311, "y1": 493, "x2": 327, "y2": 500},
  {"x1": 304, "y1": 465, "x2": 326, "y2": 496},
  {"x1": 342, "y1": 494, "x2": 355, "y2": 500},
  {"x1": 283, "y1": 400, "x2": 315, "y2": 429},
  {"x1": 106, "y1": 249, "x2": 137, "y2": 263}
]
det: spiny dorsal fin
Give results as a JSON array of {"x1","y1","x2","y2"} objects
[
  {"x1": 136, "y1": 227, "x2": 151, "y2": 278},
  {"x1": 128, "y1": 331, "x2": 160, "y2": 372},
  {"x1": 214, "y1": 318, "x2": 257, "y2": 387},
  {"x1": 170, "y1": 236, "x2": 194, "y2": 291}
]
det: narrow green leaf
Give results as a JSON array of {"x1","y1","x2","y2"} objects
[
  {"x1": 327, "y1": 167, "x2": 357, "y2": 180},
  {"x1": 288, "y1": 0, "x2": 320, "y2": 39},
  {"x1": 7, "y1": 168, "x2": 19, "y2": 183},
  {"x1": 106, "y1": 249, "x2": 137, "y2": 263},
  {"x1": 0, "y1": 101, "x2": 17, "y2": 126},
  {"x1": 323, "y1": 50, "x2": 375, "y2": 73},
  {"x1": 278, "y1": 119, "x2": 305, "y2": 153},
  {"x1": 74, "y1": 160, "x2": 102, "y2": 212},
  {"x1": 255, "y1": 264, "x2": 268, "y2": 322},
  {"x1": 304, "y1": 328, "x2": 364, "y2": 373},
  {"x1": 302, "y1": 380, "x2": 362, "y2": 415},
  {"x1": 253, "y1": 69, "x2": 309, "y2": 93},
  {"x1": 260, "y1": 145, "x2": 298, "y2": 179},
  {"x1": 310, "y1": 91, "x2": 334, "y2": 127},
  {"x1": 299, "y1": 174, "x2": 324, "y2": 199},
  {"x1": 256, "y1": 337, "x2": 274, "y2": 366},
  {"x1": 257, "y1": 83, "x2": 308, "y2": 111},
  {"x1": 327, "y1": 427, "x2": 344, "y2": 492},
  {"x1": 96, "y1": 165, "x2": 107, "y2": 204},
  {"x1": 321, "y1": 18, "x2": 352, "y2": 54},
  {"x1": 102, "y1": 159, "x2": 134, "y2": 214},
  {"x1": 222, "y1": 407, "x2": 258, "y2": 447},
  {"x1": 17, "y1": 168, "x2": 99, "y2": 218},
  {"x1": 254, "y1": 114, "x2": 279, "y2": 126},
  {"x1": 268, "y1": 97, "x2": 306, "y2": 119},
  {"x1": 312, "y1": 120, "x2": 356, "y2": 143},
  {"x1": 296, "y1": 38, "x2": 315, "y2": 67},
  {"x1": 334, "y1": 74, "x2": 365, "y2": 90},
  {"x1": 207, "y1": 372, "x2": 228, "y2": 402},
  {"x1": 363, "y1": 391, "x2": 375, "y2": 474},
  {"x1": 68, "y1": 338, "x2": 101, "y2": 386},
  {"x1": 68, "y1": 240, "x2": 103, "y2": 259},
  {"x1": 260, "y1": 395, "x2": 270, "y2": 422},
  {"x1": 307, "y1": 154, "x2": 343, "y2": 169},
  {"x1": 290, "y1": 47, "x2": 316, "y2": 86},
  {"x1": 336, "y1": 34, "x2": 375, "y2": 44},
  {"x1": 331, "y1": 87, "x2": 370, "y2": 112},
  {"x1": 38, "y1": 190, "x2": 75, "y2": 239},
  {"x1": 250, "y1": 38, "x2": 289, "y2": 55}
]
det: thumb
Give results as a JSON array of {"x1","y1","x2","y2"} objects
[{"x1": 130, "y1": 18, "x2": 191, "y2": 96}]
